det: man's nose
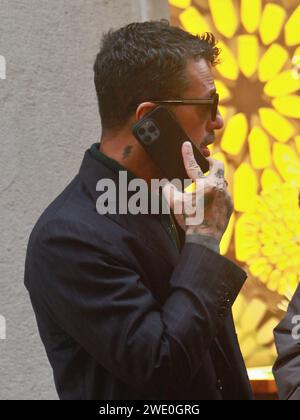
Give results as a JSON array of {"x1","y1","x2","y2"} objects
[{"x1": 208, "y1": 110, "x2": 224, "y2": 131}]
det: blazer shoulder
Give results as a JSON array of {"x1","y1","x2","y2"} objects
[{"x1": 28, "y1": 214, "x2": 120, "y2": 256}]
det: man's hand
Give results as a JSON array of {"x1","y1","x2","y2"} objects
[{"x1": 163, "y1": 141, "x2": 233, "y2": 244}]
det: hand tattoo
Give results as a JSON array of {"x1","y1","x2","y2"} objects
[
  {"x1": 197, "y1": 171, "x2": 206, "y2": 179},
  {"x1": 201, "y1": 219, "x2": 211, "y2": 227},
  {"x1": 215, "y1": 169, "x2": 225, "y2": 179}
]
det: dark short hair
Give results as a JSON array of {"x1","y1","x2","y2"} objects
[{"x1": 93, "y1": 20, "x2": 220, "y2": 134}]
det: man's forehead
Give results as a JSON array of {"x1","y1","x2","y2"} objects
[{"x1": 185, "y1": 58, "x2": 216, "y2": 97}]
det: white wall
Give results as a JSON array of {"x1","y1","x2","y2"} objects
[{"x1": 0, "y1": 0, "x2": 169, "y2": 400}]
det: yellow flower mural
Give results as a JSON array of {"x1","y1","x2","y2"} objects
[{"x1": 169, "y1": 0, "x2": 300, "y2": 370}]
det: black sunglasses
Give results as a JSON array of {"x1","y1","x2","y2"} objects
[{"x1": 138, "y1": 93, "x2": 219, "y2": 122}]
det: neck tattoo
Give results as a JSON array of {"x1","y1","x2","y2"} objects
[{"x1": 122, "y1": 145, "x2": 133, "y2": 160}]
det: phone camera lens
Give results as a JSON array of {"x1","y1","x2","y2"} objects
[
  {"x1": 139, "y1": 128, "x2": 146, "y2": 135},
  {"x1": 149, "y1": 125, "x2": 156, "y2": 133},
  {"x1": 144, "y1": 136, "x2": 152, "y2": 143}
]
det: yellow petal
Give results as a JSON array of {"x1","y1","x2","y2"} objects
[
  {"x1": 258, "y1": 44, "x2": 289, "y2": 83},
  {"x1": 240, "y1": 337, "x2": 257, "y2": 360},
  {"x1": 248, "y1": 126, "x2": 271, "y2": 169},
  {"x1": 286, "y1": 273, "x2": 299, "y2": 296},
  {"x1": 264, "y1": 70, "x2": 300, "y2": 97},
  {"x1": 220, "y1": 213, "x2": 235, "y2": 256},
  {"x1": 240, "y1": 298, "x2": 266, "y2": 331},
  {"x1": 241, "y1": 0, "x2": 262, "y2": 34},
  {"x1": 234, "y1": 163, "x2": 259, "y2": 213},
  {"x1": 221, "y1": 113, "x2": 248, "y2": 156},
  {"x1": 169, "y1": 0, "x2": 192, "y2": 8},
  {"x1": 234, "y1": 225, "x2": 261, "y2": 262},
  {"x1": 267, "y1": 269, "x2": 282, "y2": 292},
  {"x1": 285, "y1": 4, "x2": 300, "y2": 46},
  {"x1": 233, "y1": 294, "x2": 247, "y2": 323},
  {"x1": 179, "y1": 6, "x2": 211, "y2": 36},
  {"x1": 250, "y1": 258, "x2": 272, "y2": 280},
  {"x1": 208, "y1": 0, "x2": 238, "y2": 39},
  {"x1": 215, "y1": 79, "x2": 231, "y2": 102},
  {"x1": 294, "y1": 46, "x2": 300, "y2": 58},
  {"x1": 259, "y1": 108, "x2": 295, "y2": 143},
  {"x1": 272, "y1": 95, "x2": 300, "y2": 119},
  {"x1": 257, "y1": 319, "x2": 279, "y2": 345},
  {"x1": 273, "y1": 143, "x2": 300, "y2": 187},
  {"x1": 238, "y1": 35, "x2": 259, "y2": 78},
  {"x1": 216, "y1": 40, "x2": 239, "y2": 81},
  {"x1": 261, "y1": 169, "x2": 282, "y2": 191},
  {"x1": 259, "y1": 3, "x2": 287, "y2": 45}
]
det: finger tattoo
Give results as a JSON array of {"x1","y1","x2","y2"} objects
[{"x1": 215, "y1": 169, "x2": 225, "y2": 179}]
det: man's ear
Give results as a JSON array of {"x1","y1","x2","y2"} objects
[{"x1": 135, "y1": 102, "x2": 157, "y2": 121}]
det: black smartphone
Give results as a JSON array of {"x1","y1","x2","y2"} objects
[{"x1": 132, "y1": 106, "x2": 209, "y2": 184}]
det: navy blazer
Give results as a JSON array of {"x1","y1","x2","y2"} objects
[{"x1": 24, "y1": 146, "x2": 253, "y2": 400}]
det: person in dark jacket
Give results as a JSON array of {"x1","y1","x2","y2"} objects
[
  {"x1": 273, "y1": 284, "x2": 300, "y2": 400},
  {"x1": 24, "y1": 20, "x2": 253, "y2": 400}
]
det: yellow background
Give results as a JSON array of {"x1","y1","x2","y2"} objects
[{"x1": 169, "y1": 0, "x2": 300, "y2": 371}]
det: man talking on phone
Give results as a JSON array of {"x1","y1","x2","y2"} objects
[{"x1": 24, "y1": 20, "x2": 253, "y2": 400}]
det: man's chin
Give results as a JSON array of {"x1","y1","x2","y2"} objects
[{"x1": 200, "y1": 146, "x2": 211, "y2": 158}]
